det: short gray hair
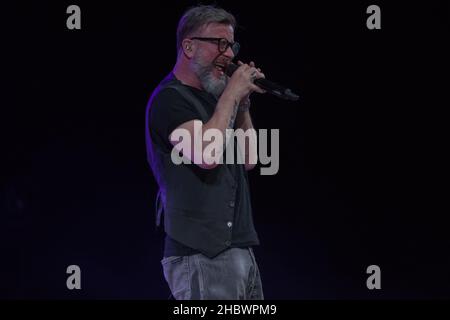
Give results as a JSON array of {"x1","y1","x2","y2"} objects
[{"x1": 176, "y1": 5, "x2": 236, "y2": 55}]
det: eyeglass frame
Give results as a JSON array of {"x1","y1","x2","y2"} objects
[{"x1": 189, "y1": 37, "x2": 240, "y2": 55}]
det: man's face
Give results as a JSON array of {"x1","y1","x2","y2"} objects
[{"x1": 191, "y1": 23, "x2": 235, "y2": 99}]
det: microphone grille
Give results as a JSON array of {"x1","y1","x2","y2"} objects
[{"x1": 225, "y1": 63, "x2": 239, "y2": 77}]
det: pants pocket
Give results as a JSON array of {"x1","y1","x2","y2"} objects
[{"x1": 161, "y1": 256, "x2": 190, "y2": 299}]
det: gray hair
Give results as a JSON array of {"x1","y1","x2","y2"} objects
[{"x1": 176, "y1": 5, "x2": 236, "y2": 55}]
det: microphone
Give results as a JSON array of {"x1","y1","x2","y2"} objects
[{"x1": 225, "y1": 62, "x2": 299, "y2": 101}]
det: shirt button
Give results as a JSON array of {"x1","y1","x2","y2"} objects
[
  {"x1": 229, "y1": 201, "x2": 235, "y2": 208},
  {"x1": 225, "y1": 240, "x2": 231, "y2": 246},
  {"x1": 227, "y1": 221, "x2": 233, "y2": 228}
]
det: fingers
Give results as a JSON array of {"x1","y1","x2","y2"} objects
[
  {"x1": 254, "y1": 70, "x2": 265, "y2": 80},
  {"x1": 249, "y1": 61, "x2": 265, "y2": 80},
  {"x1": 249, "y1": 61, "x2": 261, "y2": 71},
  {"x1": 234, "y1": 61, "x2": 267, "y2": 94},
  {"x1": 237, "y1": 60, "x2": 251, "y2": 73},
  {"x1": 239, "y1": 61, "x2": 263, "y2": 75},
  {"x1": 251, "y1": 84, "x2": 266, "y2": 94}
]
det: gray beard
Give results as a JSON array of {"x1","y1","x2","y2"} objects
[{"x1": 192, "y1": 59, "x2": 228, "y2": 100}]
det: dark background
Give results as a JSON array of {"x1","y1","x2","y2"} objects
[{"x1": 1, "y1": 0, "x2": 449, "y2": 299}]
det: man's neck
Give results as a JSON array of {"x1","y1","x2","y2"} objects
[{"x1": 173, "y1": 60, "x2": 203, "y2": 91}]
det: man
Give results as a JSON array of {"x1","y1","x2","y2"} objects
[{"x1": 145, "y1": 5, "x2": 265, "y2": 300}]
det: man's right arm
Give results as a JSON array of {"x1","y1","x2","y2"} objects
[
  {"x1": 169, "y1": 62, "x2": 265, "y2": 169},
  {"x1": 169, "y1": 90, "x2": 238, "y2": 169}
]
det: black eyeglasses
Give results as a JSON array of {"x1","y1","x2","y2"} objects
[{"x1": 190, "y1": 37, "x2": 240, "y2": 55}]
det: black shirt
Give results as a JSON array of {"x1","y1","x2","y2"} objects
[{"x1": 148, "y1": 73, "x2": 259, "y2": 258}]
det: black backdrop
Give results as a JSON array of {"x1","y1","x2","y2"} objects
[{"x1": 2, "y1": 0, "x2": 449, "y2": 299}]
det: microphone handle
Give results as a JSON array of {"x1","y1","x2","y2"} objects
[
  {"x1": 254, "y1": 78, "x2": 299, "y2": 101},
  {"x1": 254, "y1": 78, "x2": 285, "y2": 95}
]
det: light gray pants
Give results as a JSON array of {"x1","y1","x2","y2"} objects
[{"x1": 161, "y1": 247, "x2": 264, "y2": 300}]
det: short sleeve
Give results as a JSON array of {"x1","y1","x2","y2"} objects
[{"x1": 148, "y1": 87, "x2": 202, "y2": 150}]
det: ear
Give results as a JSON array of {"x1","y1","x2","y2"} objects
[{"x1": 182, "y1": 39, "x2": 194, "y2": 58}]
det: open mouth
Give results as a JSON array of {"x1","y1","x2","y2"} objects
[
  {"x1": 214, "y1": 64, "x2": 225, "y2": 71},
  {"x1": 214, "y1": 63, "x2": 227, "y2": 77},
  {"x1": 213, "y1": 58, "x2": 229, "y2": 74}
]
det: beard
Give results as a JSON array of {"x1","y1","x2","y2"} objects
[{"x1": 192, "y1": 54, "x2": 228, "y2": 100}]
